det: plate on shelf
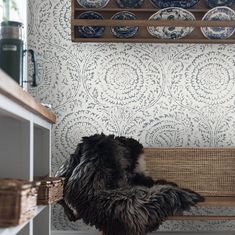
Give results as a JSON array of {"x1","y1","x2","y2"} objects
[
  {"x1": 76, "y1": 0, "x2": 109, "y2": 8},
  {"x1": 149, "y1": 0, "x2": 199, "y2": 9},
  {"x1": 201, "y1": 6, "x2": 235, "y2": 39},
  {"x1": 77, "y1": 12, "x2": 105, "y2": 38},
  {"x1": 147, "y1": 7, "x2": 195, "y2": 39},
  {"x1": 206, "y1": 0, "x2": 234, "y2": 8},
  {"x1": 116, "y1": 0, "x2": 144, "y2": 8},
  {"x1": 111, "y1": 11, "x2": 138, "y2": 38}
]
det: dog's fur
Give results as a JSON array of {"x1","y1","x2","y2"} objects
[{"x1": 56, "y1": 134, "x2": 204, "y2": 235}]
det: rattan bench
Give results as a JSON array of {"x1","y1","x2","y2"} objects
[
  {"x1": 144, "y1": 147, "x2": 235, "y2": 221},
  {"x1": 99, "y1": 148, "x2": 235, "y2": 234}
]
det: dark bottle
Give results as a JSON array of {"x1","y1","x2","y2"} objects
[
  {"x1": 0, "y1": 21, "x2": 38, "y2": 87},
  {"x1": 0, "y1": 21, "x2": 24, "y2": 85}
]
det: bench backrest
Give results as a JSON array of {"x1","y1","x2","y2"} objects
[{"x1": 144, "y1": 148, "x2": 235, "y2": 196}]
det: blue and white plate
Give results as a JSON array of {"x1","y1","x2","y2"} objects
[
  {"x1": 116, "y1": 0, "x2": 143, "y2": 8},
  {"x1": 206, "y1": 0, "x2": 233, "y2": 8},
  {"x1": 201, "y1": 6, "x2": 235, "y2": 39},
  {"x1": 147, "y1": 8, "x2": 195, "y2": 39},
  {"x1": 77, "y1": 12, "x2": 105, "y2": 38},
  {"x1": 76, "y1": 0, "x2": 109, "y2": 8},
  {"x1": 111, "y1": 11, "x2": 138, "y2": 38},
  {"x1": 150, "y1": 0, "x2": 199, "y2": 8}
]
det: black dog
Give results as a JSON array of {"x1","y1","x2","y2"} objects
[{"x1": 56, "y1": 134, "x2": 204, "y2": 235}]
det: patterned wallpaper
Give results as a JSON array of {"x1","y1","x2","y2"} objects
[{"x1": 28, "y1": 0, "x2": 235, "y2": 232}]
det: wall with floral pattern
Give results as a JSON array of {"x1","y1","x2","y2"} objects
[{"x1": 28, "y1": 0, "x2": 235, "y2": 232}]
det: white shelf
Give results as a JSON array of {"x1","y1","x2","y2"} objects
[
  {"x1": 0, "y1": 75, "x2": 53, "y2": 235},
  {"x1": 0, "y1": 206, "x2": 46, "y2": 235}
]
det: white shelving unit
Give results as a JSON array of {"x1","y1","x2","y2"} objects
[{"x1": 0, "y1": 70, "x2": 56, "y2": 235}]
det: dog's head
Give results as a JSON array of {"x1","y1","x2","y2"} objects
[
  {"x1": 76, "y1": 134, "x2": 145, "y2": 175},
  {"x1": 80, "y1": 134, "x2": 130, "y2": 171},
  {"x1": 115, "y1": 136, "x2": 145, "y2": 173}
]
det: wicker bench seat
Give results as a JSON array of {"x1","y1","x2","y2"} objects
[
  {"x1": 99, "y1": 148, "x2": 235, "y2": 234},
  {"x1": 145, "y1": 148, "x2": 235, "y2": 221}
]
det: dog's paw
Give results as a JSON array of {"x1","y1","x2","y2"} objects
[
  {"x1": 181, "y1": 188, "x2": 205, "y2": 203},
  {"x1": 66, "y1": 211, "x2": 78, "y2": 222}
]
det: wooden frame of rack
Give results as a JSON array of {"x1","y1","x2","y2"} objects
[{"x1": 71, "y1": 0, "x2": 235, "y2": 43}]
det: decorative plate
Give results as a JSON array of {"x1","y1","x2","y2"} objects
[
  {"x1": 77, "y1": 12, "x2": 105, "y2": 38},
  {"x1": 150, "y1": 0, "x2": 199, "y2": 9},
  {"x1": 201, "y1": 6, "x2": 235, "y2": 39},
  {"x1": 206, "y1": 0, "x2": 234, "y2": 8},
  {"x1": 116, "y1": 0, "x2": 143, "y2": 8},
  {"x1": 147, "y1": 8, "x2": 196, "y2": 39},
  {"x1": 76, "y1": 0, "x2": 109, "y2": 8},
  {"x1": 111, "y1": 11, "x2": 138, "y2": 38}
]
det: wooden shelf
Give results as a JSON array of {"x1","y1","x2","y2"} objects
[
  {"x1": 75, "y1": 7, "x2": 210, "y2": 12},
  {"x1": 0, "y1": 70, "x2": 56, "y2": 124},
  {"x1": 72, "y1": 38, "x2": 235, "y2": 44},
  {"x1": 73, "y1": 0, "x2": 235, "y2": 10},
  {"x1": 72, "y1": 19, "x2": 235, "y2": 27},
  {"x1": 72, "y1": 25, "x2": 235, "y2": 43},
  {"x1": 71, "y1": 0, "x2": 235, "y2": 43}
]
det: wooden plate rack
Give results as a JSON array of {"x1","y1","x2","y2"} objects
[{"x1": 71, "y1": 0, "x2": 235, "y2": 43}]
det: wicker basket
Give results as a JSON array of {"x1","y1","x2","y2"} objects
[
  {"x1": 37, "y1": 177, "x2": 64, "y2": 205},
  {"x1": 144, "y1": 148, "x2": 235, "y2": 196},
  {"x1": 0, "y1": 179, "x2": 38, "y2": 227}
]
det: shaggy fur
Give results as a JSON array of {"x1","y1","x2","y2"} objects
[{"x1": 56, "y1": 134, "x2": 204, "y2": 235}]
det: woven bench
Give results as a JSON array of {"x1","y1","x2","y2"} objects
[{"x1": 99, "y1": 147, "x2": 235, "y2": 234}]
